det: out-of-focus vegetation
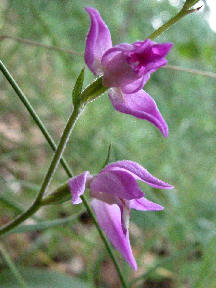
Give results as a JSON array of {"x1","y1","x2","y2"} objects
[{"x1": 0, "y1": 0, "x2": 216, "y2": 287}]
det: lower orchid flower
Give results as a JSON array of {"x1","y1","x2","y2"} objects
[
  {"x1": 69, "y1": 160, "x2": 174, "y2": 270},
  {"x1": 84, "y1": 7, "x2": 173, "y2": 137}
]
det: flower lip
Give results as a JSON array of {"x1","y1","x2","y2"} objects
[
  {"x1": 90, "y1": 167, "x2": 144, "y2": 200},
  {"x1": 125, "y1": 40, "x2": 173, "y2": 76},
  {"x1": 91, "y1": 198, "x2": 138, "y2": 270},
  {"x1": 108, "y1": 88, "x2": 169, "y2": 138},
  {"x1": 103, "y1": 160, "x2": 174, "y2": 190}
]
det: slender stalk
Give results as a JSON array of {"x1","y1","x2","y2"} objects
[
  {"x1": 0, "y1": 106, "x2": 81, "y2": 236},
  {"x1": 0, "y1": 60, "x2": 73, "y2": 178},
  {"x1": 36, "y1": 106, "x2": 81, "y2": 203},
  {"x1": 147, "y1": 7, "x2": 199, "y2": 40},
  {"x1": 0, "y1": 243, "x2": 27, "y2": 288}
]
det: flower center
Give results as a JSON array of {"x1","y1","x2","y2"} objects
[{"x1": 126, "y1": 50, "x2": 152, "y2": 75}]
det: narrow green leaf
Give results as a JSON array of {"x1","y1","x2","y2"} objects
[
  {"x1": 101, "y1": 144, "x2": 112, "y2": 169},
  {"x1": 0, "y1": 244, "x2": 27, "y2": 288},
  {"x1": 72, "y1": 67, "x2": 85, "y2": 106},
  {"x1": 4, "y1": 210, "x2": 84, "y2": 235},
  {"x1": 0, "y1": 192, "x2": 24, "y2": 213},
  {"x1": 0, "y1": 267, "x2": 93, "y2": 288}
]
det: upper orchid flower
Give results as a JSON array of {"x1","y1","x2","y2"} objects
[
  {"x1": 84, "y1": 7, "x2": 173, "y2": 137},
  {"x1": 69, "y1": 160, "x2": 174, "y2": 270}
]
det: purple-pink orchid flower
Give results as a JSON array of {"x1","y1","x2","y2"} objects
[
  {"x1": 84, "y1": 7, "x2": 173, "y2": 137},
  {"x1": 69, "y1": 160, "x2": 174, "y2": 270}
]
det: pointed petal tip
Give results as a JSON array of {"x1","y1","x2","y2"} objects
[
  {"x1": 162, "y1": 124, "x2": 168, "y2": 138},
  {"x1": 85, "y1": 6, "x2": 98, "y2": 14},
  {"x1": 91, "y1": 199, "x2": 138, "y2": 270},
  {"x1": 166, "y1": 42, "x2": 173, "y2": 49},
  {"x1": 130, "y1": 197, "x2": 164, "y2": 211},
  {"x1": 155, "y1": 204, "x2": 164, "y2": 211},
  {"x1": 84, "y1": 6, "x2": 112, "y2": 75},
  {"x1": 166, "y1": 184, "x2": 175, "y2": 190},
  {"x1": 153, "y1": 183, "x2": 174, "y2": 190},
  {"x1": 108, "y1": 88, "x2": 170, "y2": 138},
  {"x1": 157, "y1": 41, "x2": 173, "y2": 54},
  {"x1": 130, "y1": 260, "x2": 138, "y2": 271}
]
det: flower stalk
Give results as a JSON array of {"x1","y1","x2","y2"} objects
[
  {"x1": 0, "y1": 105, "x2": 82, "y2": 236},
  {"x1": 147, "y1": 0, "x2": 202, "y2": 40},
  {"x1": 0, "y1": 60, "x2": 73, "y2": 178}
]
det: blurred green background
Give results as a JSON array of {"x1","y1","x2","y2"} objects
[{"x1": 0, "y1": 0, "x2": 216, "y2": 287}]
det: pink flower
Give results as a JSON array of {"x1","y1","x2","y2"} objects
[
  {"x1": 84, "y1": 7, "x2": 173, "y2": 137},
  {"x1": 69, "y1": 160, "x2": 174, "y2": 270}
]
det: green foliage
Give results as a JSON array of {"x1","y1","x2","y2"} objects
[
  {"x1": 0, "y1": 268, "x2": 93, "y2": 288},
  {"x1": 5, "y1": 209, "x2": 83, "y2": 235}
]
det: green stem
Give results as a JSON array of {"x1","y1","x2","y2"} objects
[
  {"x1": 0, "y1": 243, "x2": 27, "y2": 288},
  {"x1": 0, "y1": 106, "x2": 81, "y2": 237},
  {"x1": 0, "y1": 60, "x2": 73, "y2": 178},
  {"x1": 147, "y1": 4, "x2": 200, "y2": 40},
  {"x1": 0, "y1": 61, "x2": 127, "y2": 287},
  {"x1": 36, "y1": 106, "x2": 82, "y2": 202}
]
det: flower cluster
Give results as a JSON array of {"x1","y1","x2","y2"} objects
[{"x1": 69, "y1": 7, "x2": 174, "y2": 270}]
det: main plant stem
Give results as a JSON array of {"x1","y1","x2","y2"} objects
[
  {"x1": 0, "y1": 60, "x2": 73, "y2": 177},
  {"x1": 0, "y1": 105, "x2": 82, "y2": 236}
]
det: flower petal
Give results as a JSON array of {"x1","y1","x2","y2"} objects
[
  {"x1": 104, "y1": 160, "x2": 174, "y2": 190},
  {"x1": 90, "y1": 190, "x2": 116, "y2": 205},
  {"x1": 85, "y1": 7, "x2": 112, "y2": 75},
  {"x1": 91, "y1": 199, "x2": 137, "y2": 270},
  {"x1": 130, "y1": 197, "x2": 164, "y2": 211},
  {"x1": 90, "y1": 168, "x2": 143, "y2": 200},
  {"x1": 108, "y1": 88, "x2": 169, "y2": 137},
  {"x1": 68, "y1": 171, "x2": 90, "y2": 204},
  {"x1": 121, "y1": 75, "x2": 148, "y2": 94},
  {"x1": 130, "y1": 40, "x2": 173, "y2": 74},
  {"x1": 102, "y1": 49, "x2": 138, "y2": 88}
]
